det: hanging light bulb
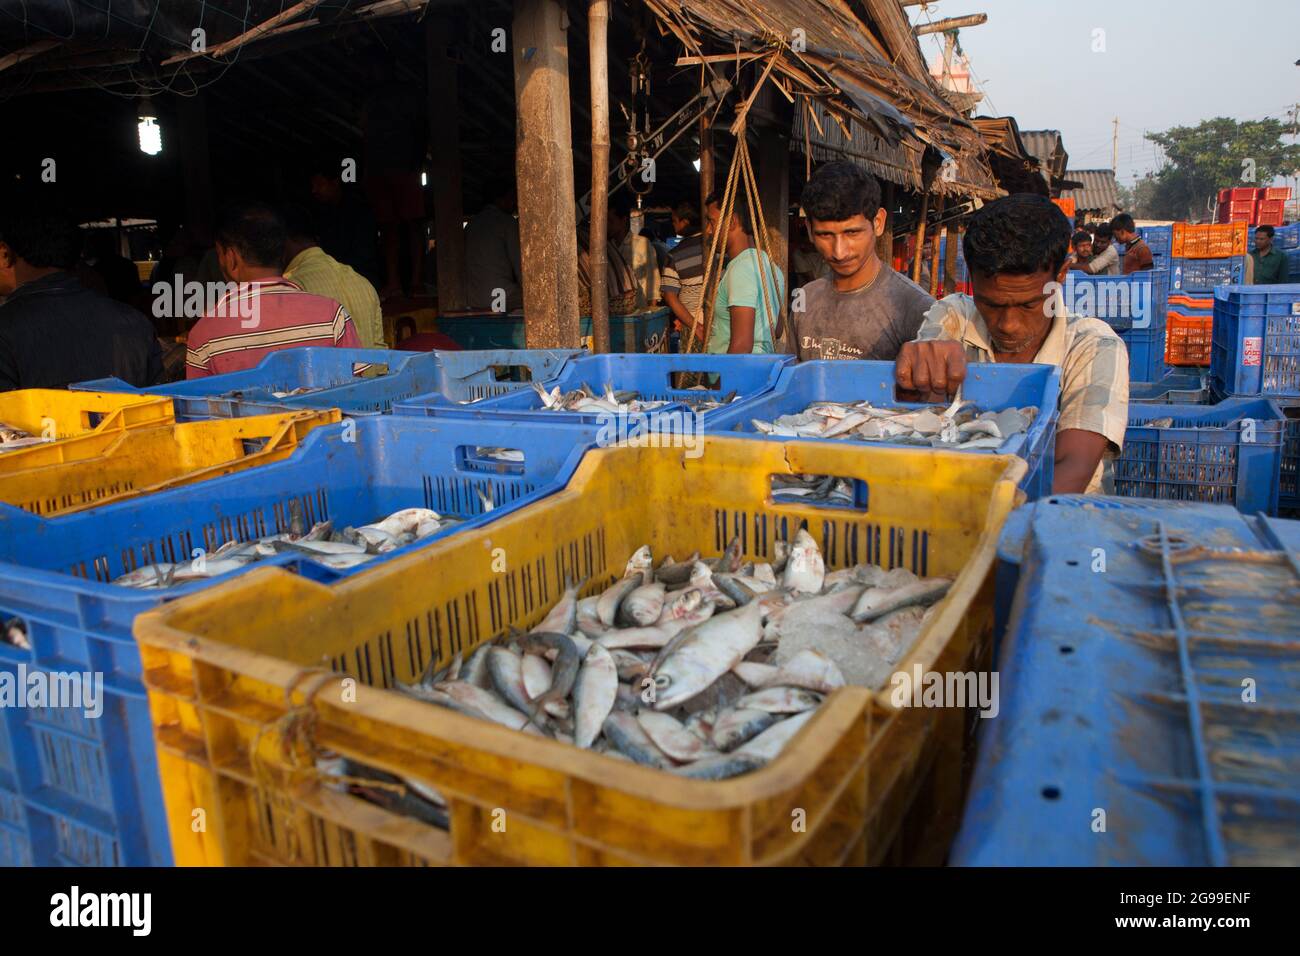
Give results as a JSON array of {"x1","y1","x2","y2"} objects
[{"x1": 137, "y1": 98, "x2": 162, "y2": 156}]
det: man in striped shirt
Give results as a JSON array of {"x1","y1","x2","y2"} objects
[{"x1": 186, "y1": 203, "x2": 361, "y2": 378}]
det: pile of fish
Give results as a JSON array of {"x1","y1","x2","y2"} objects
[
  {"x1": 318, "y1": 531, "x2": 953, "y2": 827},
  {"x1": 0, "y1": 421, "x2": 53, "y2": 452},
  {"x1": 750, "y1": 397, "x2": 1036, "y2": 450},
  {"x1": 530, "y1": 382, "x2": 741, "y2": 416},
  {"x1": 111, "y1": 505, "x2": 470, "y2": 589}
]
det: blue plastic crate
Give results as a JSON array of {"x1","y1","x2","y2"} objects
[
  {"x1": 1114, "y1": 397, "x2": 1285, "y2": 514},
  {"x1": 435, "y1": 309, "x2": 671, "y2": 354},
  {"x1": 1063, "y1": 270, "x2": 1166, "y2": 331},
  {"x1": 956, "y1": 496, "x2": 1300, "y2": 866},
  {"x1": 0, "y1": 414, "x2": 597, "y2": 866},
  {"x1": 1280, "y1": 401, "x2": 1300, "y2": 511},
  {"x1": 1171, "y1": 256, "x2": 1246, "y2": 294},
  {"x1": 1138, "y1": 224, "x2": 1172, "y2": 256},
  {"x1": 1117, "y1": 325, "x2": 1172, "y2": 384},
  {"x1": 702, "y1": 359, "x2": 1061, "y2": 499},
  {"x1": 74, "y1": 348, "x2": 585, "y2": 420},
  {"x1": 1128, "y1": 370, "x2": 1209, "y2": 404},
  {"x1": 1209, "y1": 283, "x2": 1300, "y2": 398},
  {"x1": 394, "y1": 352, "x2": 794, "y2": 429}
]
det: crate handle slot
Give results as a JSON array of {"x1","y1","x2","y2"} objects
[
  {"x1": 351, "y1": 362, "x2": 390, "y2": 378},
  {"x1": 768, "y1": 473, "x2": 869, "y2": 511},
  {"x1": 457, "y1": 445, "x2": 525, "y2": 476},
  {"x1": 668, "y1": 371, "x2": 721, "y2": 391}
]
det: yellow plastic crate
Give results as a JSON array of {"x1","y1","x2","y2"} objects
[
  {"x1": 136, "y1": 438, "x2": 1025, "y2": 867},
  {"x1": 0, "y1": 408, "x2": 341, "y2": 516},
  {"x1": 0, "y1": 388, "x2": 173, "y2": 444}
]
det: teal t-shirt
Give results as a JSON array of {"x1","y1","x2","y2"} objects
[{"x1": 707, "y1": 247, "x2": 785, "y2": 354}]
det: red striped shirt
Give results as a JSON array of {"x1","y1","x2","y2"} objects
[{"x1": 185, "y1": 277, "x2": 361, "y2": 378}]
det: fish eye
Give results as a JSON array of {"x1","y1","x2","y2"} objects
[{"x1": 654, "y1": 674, "x2": 672, "y2": 689}]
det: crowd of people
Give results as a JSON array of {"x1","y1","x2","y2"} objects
[{"x1": 3, "y1": 155, "x2": 1294, "y2": 494}]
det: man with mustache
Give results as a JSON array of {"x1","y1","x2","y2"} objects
[
  {"x1": 895, "y1": 193, "x2": 1129, "y2": 494},
  {"x1": 792, "y1": 161, "x2": 935, "y2": 361}
]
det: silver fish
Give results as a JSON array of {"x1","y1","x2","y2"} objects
[
  {"x1": 781, "y1": 529, "x2": 825, "y2": 594},
  {"x1": 710, "y1": 707, "x2": 778, "y2": 752},
  {"x1": 651, "y1": 601, "x2": 765, "y2": 711},
  {"x1": 617, "y1": 581, "x2": 667, "y2": 628},
  {"x1": 596, "y1": 576, "x2": 641, "y2": 626},
  {"x1": 670, "y1": 752, "x2": 767, "y2": 780},
  {"x1": 603, "y1": 712, "x2": 672, "y2": 768},
  {"x1": 637, "y1": 711, "x2": 720, "y2": 763},
  {"x1": 736, "y1": 686, "x2": 823, "y2": 714},
  {"x1": 850, "y1": 577, "x2": 952, "y2": 623},
  {"x1": 737, "y1": 710, "x2": 816, "y2": 761},
  {"x1": 573, "y1": 644, "x2": 619, "y2": 748}
]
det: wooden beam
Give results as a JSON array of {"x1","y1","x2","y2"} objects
[
  {"x1": 161, "y1": 0, "x2": 318, "y2": 65},
  {"x1": 928, "y1": 198, "x2": 945, "y2": 296},
  {"x1": 674, "y1": 52, "x2": 764, "y2": 67},
  {"x1": 587, "y1": 0, "x2": 611, "y2": 353},
  {"x1": 943, "y1": 223, "x2": 960, "y2": 295},
  {"x1": 0, "y1": 40, "x2": 59, "y2": 73},
  {"x1": 755, "y1": 87, "x2": 792, "y2": 301},
  {"x1": 911, "y1": 192, "x2": 931, "y2": 284},
  {"x1": 699, "y1": 108, "x2": 714, "y2": 225},
  {"x1": 914, "y1": 14, "x2": 988, "y2": 36},
  {"x1": 512, "y1": 0, "x2": 580, "y2": 348},
  {"x1": 427, "y1": 14, "x2": 468, "y2": 311}
]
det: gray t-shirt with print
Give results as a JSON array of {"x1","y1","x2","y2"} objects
[{"x1": 792, "y1": 268, "x2": 936, "y2": 361}]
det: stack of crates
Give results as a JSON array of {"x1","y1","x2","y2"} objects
[
  {"x1": 1111, "y1": 269, "x2": 1173, "y2": 384},
  {"x1": 1137, "y1": 224, "x2": 1172, "y2": 269},
  {"x1": 1255, "y1": 186, "x2": 1290, "y2": 227},
  {"x1": 1171, "y1": 223, "x2": 1248, "y2": 302},
  {"x1": 1164, "y1": 289, "x2": 1215, "y2": 367},
  {"x1": 1215, "y1": 186, "x2": 1260, "y2": 224},
  {"x1": 1208, "y1": 283, "x2": 1300, "y2": 511}
]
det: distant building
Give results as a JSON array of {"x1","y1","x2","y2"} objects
[
  {"x1": 1019, "y1": 130, "x2": 1076, "y2": 196},
  {"x1": 1060, "y1": 169, "x2": 1122, "y2": 223}
]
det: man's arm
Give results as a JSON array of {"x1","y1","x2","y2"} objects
[
  {"x1": 895, "y1": 339, "x2": 967, "y2": 396},
  {"x1": 1053, "y1": 429, "x2": 1110, "y2": 494},
  {"x1": 727, "y1": 306, "x2": 756, "y2": 354},
  {"x1": 662, "y1": 289, "x2": 696, "y2": 330}
]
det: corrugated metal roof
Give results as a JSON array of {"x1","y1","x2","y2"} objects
[
  {"x1": 1020, "y1": 130, "x2": 1068, "y2": 180},
  {"x1": 1061, "y1": 169, "x2": 1121, "y2": 216}
]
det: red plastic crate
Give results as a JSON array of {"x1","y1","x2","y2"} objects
[
  {"x1": 1216, "y1": 203, "x2": 1255, "y2": 224},
  {"x1": 1259, "y1": 187, "x2": 1291, "y2": 202},
  {"x1": 1223, "y1": 187, "x2": 1258, "y2": 201},
  {"x1": 1256, "y1": 199, "x2": 1286, "y2": 227},
  {"x1": 1165, "y1": 311, "x2": 1213, "y2": 366},
  {"x1": 1173, "y1": 222, "x2": 1249, "y2": 258}
]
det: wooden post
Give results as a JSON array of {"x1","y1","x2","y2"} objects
[
  {"x1": 928, "y1": 197, "x2": 945, "y2": 296},
  {"x1": 512, "y1": 0, "x2": 580, "y2": 348},
  {"x1": 699, "y1": 111, "x2": 714, "y2": 221},
  {"x1": 587, "y1": 0, "x2": 611, "y2": 353},
  {"x1": 176, "y1": 93, "x2": 214, "y2": 244},
  {"x1": 756, "y1": 124, "x2": 790, "y2": 297},
  {"x1": 426, "y1": 14, "x2": 467, "y2": 311},
  {"x1": 911, "y1": 191, "x2": 930, "y2": 284},
  {"x1": 877, "y1": 181, "x2": 894, "y2": 270},
  {"x1": 944, "y1": 223, "x2": 960, "y2": 295}
]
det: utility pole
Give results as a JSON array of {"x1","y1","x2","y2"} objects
[{"x1": 1111, "y1": 116, "x2": 1119, "y2": 175}]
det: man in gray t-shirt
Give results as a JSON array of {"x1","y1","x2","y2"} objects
[{"x1": 793, "y1": 161, "x2": 936, "y2": 361}]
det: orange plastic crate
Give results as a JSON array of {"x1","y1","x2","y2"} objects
[
  {"x1": 1167, "y1": 293, "x2": 1213, "y2": 312},
  {"x1": 1165, "y1": 311, "x2": 1213, "y2": 366},
  {"x1": 1172, "y1": 222, "x2": 1248, "y2": 259}
]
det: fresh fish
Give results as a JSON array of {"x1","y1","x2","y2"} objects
[
  {"x1": 624, "y1": 545, "x2": 653, "y2": 580},
  {"x1": 602, "y1": 712, "x2": 673, "y2": 768},
  {"x1": 597, "y1": 625, "x2": 674, "y2": 651},
  {"x1": 432, "y1": 682, "x2": 537, "y2": 732},
  {"x1": 736, "y1": 686, "x2": 823, "y2": 714},
  {"x1": 616, "y1": 580, "x2": 667, "y2": 627},
  {"x1": 781, "y1": 529, "x2": 825, "y2": 594},
  {"x1": 735, "y1": 650, "x2": 845, "y2": 694},
  {"x1": 658, "y1": 587, "x2": 706, "y2": 623},
  {"x1": 655, "y1": 553, "x2": 700, "y2": 587},
  {"x1": 573, "y1": 644, "x2": 619, "y2": 748},
  {"x1": 367, "y1": 507, "x2": 442, "y2": 538},
  {"x1": 520, "y1": 653, "x2": 552, "y2": 701},
  {"x1": 710, "y1": 707, "x2": 778, "y2": 752},
  {"x1": 651, "y1": 601, "x2": 765, "y2": 711},
  {"x1": 596, "y1": 576, "x2": 641, "y2": 626},
  {"x1": 533, "y1": 576, "x2": 583, "y2": 636},
  {"x1": 112, "y1": 562, "x2": 178, "y2": 588},
  {"x1": 275, "y1": 538, "x2": 368, "y2": 556},
  {"x1": 712, "y1": 574, "x2": 757, "y2": 607},
  {"x1": 711, "y1": 535, "x2": 743, "y2": 573},
  {"x1": 671, "y1": 752, "x2": 767, "y2": 780},
  {"x1": 518, "y1": 631, "x2": 580, "y2": 716},
  {"x1": 850, "y1": 577, "x2": 952, "y2": 623},
  {"x1": 609, "y1": 648, "x2": 652, "y2": 682},
  {"x1": 737, "y1": 710, "x2": 816, "y2": 761},
  {"x1": 486, "y1": 647, "x2": 549, "y2": 730},
  {"x1": 637, "y1": 711, "x2": 720, "y2": 763}
]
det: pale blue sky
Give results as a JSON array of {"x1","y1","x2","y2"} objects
[{"x1": 909, "y1": 0, "x2": 1300, "y2": 185}]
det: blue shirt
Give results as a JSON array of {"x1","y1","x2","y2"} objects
[{"x1": 707, "y1": 248, "x2": 785, "y2": 354}]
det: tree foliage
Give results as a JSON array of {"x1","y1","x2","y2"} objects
[{"x1": 1141, "y1": 117, "x2": 1300, "y2": 221}]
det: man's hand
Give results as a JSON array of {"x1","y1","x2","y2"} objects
[{"x1": 896, "y1": 339, "x2": 968, "y2": 397}]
